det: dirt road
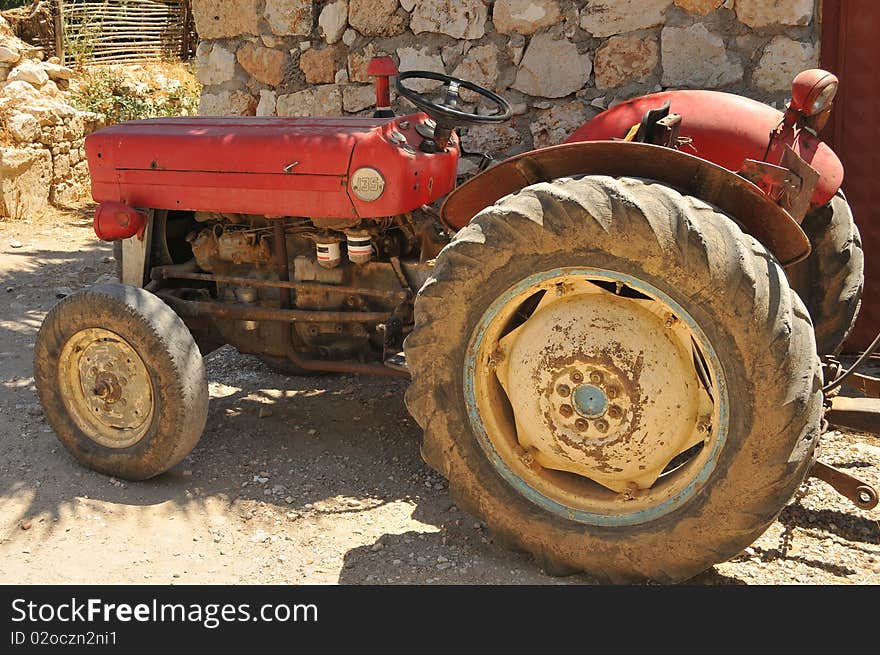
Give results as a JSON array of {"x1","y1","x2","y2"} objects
[{"x1": 1, "y1": 209, "x2": 878, "y2": 585}]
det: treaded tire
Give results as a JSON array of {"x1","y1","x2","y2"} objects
[
  {"x1": 34, "y1": 284, "x2": 209, "y2": 480},
  {"x1": 404, "y1": 175, "x2": 823, "y2": 583},
  {"x1": 787, "y1": 191, "x2": 864, "y2": 356}
]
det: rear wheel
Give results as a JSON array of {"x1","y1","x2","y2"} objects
[
  {"x1": 35, "y1": 284, "x2": 209, "y2": 480},
  {"x1": 405, "y1": 175, "x2": 823, "y2": 582},
  {"x1": 787, "y1": 191, "x2": 863, "y2": 356}
]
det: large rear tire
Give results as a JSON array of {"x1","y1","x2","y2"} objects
[
  {"x1": 787, "y1": 191, "x2": 863, "y2": 356},
  {"x1": 404, "y1": 175, "x2": 823, "y2": 583},
  {"x1": 35, "y1": 284, "x2": 209, "y2": 480}
]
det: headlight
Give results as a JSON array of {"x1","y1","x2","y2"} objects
[
  {"x1": 790, "y1": 69, "x2": 839, "y2": 116},
  {"x1": 808, "y1": 81, "x2": 838, "y2": 116}
]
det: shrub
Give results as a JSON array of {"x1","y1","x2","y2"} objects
[{"x1": 70, "y1": 65, "x2": 200, "y2": 125}]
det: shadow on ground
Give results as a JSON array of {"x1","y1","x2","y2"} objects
[{"x1": 1, "y1": 219, "x2": 875, "y2": 585}]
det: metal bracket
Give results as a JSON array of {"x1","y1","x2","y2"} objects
[
  {"x1": 121, "y1": 209, "x2": 155, "y2": 287},
  {"x1": 779, "y1": 146, "x2": 820, "y2": 222},
  {"x1": 649, "y1": 113, "x2": 682, "y2": 147},
  {"x1": 827, "y1": 396, "x2": 880, "y2": 435},
  {"x1": 809, "y1": 460, "x2": 879, "y2": 510}
]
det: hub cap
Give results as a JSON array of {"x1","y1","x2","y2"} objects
[
  {"x1": 465, "y1": 268, "x2": 728, "y2": 526},
  {"x1": 58, "y1": 328, "x2": 154, "y2": 448},
  {"x1": 571, "y1": 384, "x2": 607, "y2": 419}
]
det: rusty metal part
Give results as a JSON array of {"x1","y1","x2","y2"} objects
[
  {"x1": 440, "y1": 141, "x2": 811, "y2": 266},
  {"x1": 848, "y1": 372, "x2": 880, "y2": 398},
  {"x1": 738, "y1": 148, "x2": 819, "y2": 224},
  {"x1": 389, "y1": 256, "x2": 411, "y2": 292},
  {"x1": 57, "y1": 328, "x2": 154, "y2": 449},
  {"x1": 823, "y1": 331, "x2": 880, "y2": 394},
  {"x1": 157, "y1": 293, "x2": 390, "y2": 324},
  {"x1": 778, "y1": 146, "x2": 820, "y2": 222},
  {"x1": 188, "y1": 225, "x2": 273, "y2": 272},
  {"x1": 648, "y1": 113, "x2": 682, "y2": 147},
  {"x1": 272, "y1": 218, "x2": 409, "y2": 379},
  {"x1": 809, "y1": 460, "x2": 879, "y2": 510},
  {"x1": 738, "y1": 160, "x2": 798, "y2": 201},
  {"x1": 152, "y1": 261, "x2": 410, "y2": 303},
  {"x1": 826, "y1": 396, "x2": 880, "y2": 435},
  {"x1": 272, "y1": 220, "x2": 292, "y2": 310}
]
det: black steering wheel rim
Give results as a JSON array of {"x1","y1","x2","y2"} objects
[{"x1": 395, "y1": 70, "x2": 512, "y2": 127}]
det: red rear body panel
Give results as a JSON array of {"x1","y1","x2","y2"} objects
[
  {"x1": 566, "y1": 90, "x2": 843, "y2": 207},
  {"x1": 86, "y1": 114, "x2": 459, "y2": 218}
]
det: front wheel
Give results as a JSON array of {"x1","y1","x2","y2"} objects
[
  {"x1": 34, "y1": 284, "x2": 209, "y2": 480},
  {"x1": 404, "y1": 176, "x2": 823, "y2": 583}
]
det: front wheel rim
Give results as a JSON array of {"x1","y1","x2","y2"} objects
[
  {"x1": 58, "y1": 328, "x2": 155, "y2": 449},
  {"x1": 464, "y1": 267, "x2": 729, "y2": 527}
]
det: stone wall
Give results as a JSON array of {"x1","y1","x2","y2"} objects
[
  {"x1": 0, "y1": 16, "x2": 103, "y2": 219},
  {"x1": 193, "y1": 0, "x2": 820, "y2": 167}
]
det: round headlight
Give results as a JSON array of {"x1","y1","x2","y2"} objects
[
  {"x1": 790, "y1": 69, "x2": 839, "y2": 116},
  {"x1": 808, "y1": 81, "x2": 838, "y2": 116}
]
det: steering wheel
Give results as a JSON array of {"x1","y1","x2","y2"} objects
[{"x1": 395, "y1": 70, "x2": 512, "y2": 148}]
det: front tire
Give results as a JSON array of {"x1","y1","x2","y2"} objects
[
  {"x1": 35, "y1": 284, "x2": 209, "y2": 480},
  {"x1": 405, "y1": 176, "x2": 822, "y2": 583}
]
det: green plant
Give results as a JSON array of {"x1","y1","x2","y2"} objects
[{"x1": 70, "y1": 67, "x2": 200, "y2": 125}]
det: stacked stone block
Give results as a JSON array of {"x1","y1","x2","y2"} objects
[{"x1": 189, "y1": 1, "x2": 819, "y2": 164}]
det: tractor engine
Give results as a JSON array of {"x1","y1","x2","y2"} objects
[{"x1": 170, "y1": 210, "x2": 445, "y2": 369}]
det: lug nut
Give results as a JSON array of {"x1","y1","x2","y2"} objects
[
  {"x1": 589, "y1": 371, "x2": 603, "y2": 384},
  {"x1": 607, "y1": 405, "x2": 622, "y2": 420},
  {"x1": 575, "y1": 418, "x2": 589, "y2": 432},
  {"x1": 521, "y1": 447, "x2": 539, "y2": 469},
  {"x1": 559, "y1": 404, "x2": 573, "y2": 418},
  {"x1": 556, "y1": 384, "x2": 571, "y2": 397},
  {"x1": 595, "y1": 419, "x2": 609, "y2": 433},
  {"x1": 606, "y1": 386, "x2": 620, "y2": 400},
  {"x1": 570, "y1": 371, "x2": 583, "y2": 383}
]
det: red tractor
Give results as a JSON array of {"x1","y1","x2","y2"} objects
[{"x1": 34, "y1": 58, "x2": 877, "y2": 582}]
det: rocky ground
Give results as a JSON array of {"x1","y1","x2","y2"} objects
[{"x1": 0, "y1": 209, "x2": 877, "y2": 585}]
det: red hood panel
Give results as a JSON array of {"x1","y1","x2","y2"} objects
[
  {"x1": 85, "y1": 114, "x2": 459, "y2": 219},
  {"x1": 87, "y1": 116, "x2": 388, "y2": 176}
]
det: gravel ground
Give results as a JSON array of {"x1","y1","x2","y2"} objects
[{"x1": 0, "y1": 210, "x2": 877, "y2": 585}]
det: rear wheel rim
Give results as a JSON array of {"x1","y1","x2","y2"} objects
[
  {"x1": 58, "y1": 328, "x2": 155, "y2": 449},
  {"x1": 464, "y1": 267, "x2": 729, "y2": 526}
]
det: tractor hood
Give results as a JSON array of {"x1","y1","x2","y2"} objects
[
  {"x1": 85, "y1": 114, "x2": 459, "y2": 219},
  {"x1": 566, "y1": 90, "x2": 843, "y2": 208}
]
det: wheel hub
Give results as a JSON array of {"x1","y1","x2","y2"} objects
[
  {"x1": 571, "y1": 383, "x2": 608, "y2": 419},
  {"x1": 59, "y1": 328, "x2": 154, "y2": 448},
  {"x1": 492, "y1": 275, "x2": 714, "y2": 493}
]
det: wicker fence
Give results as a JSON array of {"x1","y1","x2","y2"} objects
[{"x1": 2, "y1": 0, "x2": 195, "y2": 64}]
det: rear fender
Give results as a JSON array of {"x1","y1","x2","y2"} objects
[
  {"x1": 565, "y1": 89, "x2": 843, "y2": 209},
  {"x1": 440, "y1": 141, "x2": 810, "y2": 266}
]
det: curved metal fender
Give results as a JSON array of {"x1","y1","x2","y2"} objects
[
  {"x1": 565, "y1": 90, "x2": 843, "y2": 209},
  {"x1": 440, "y1": 141, "x2": 810, "y2": 266}
]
